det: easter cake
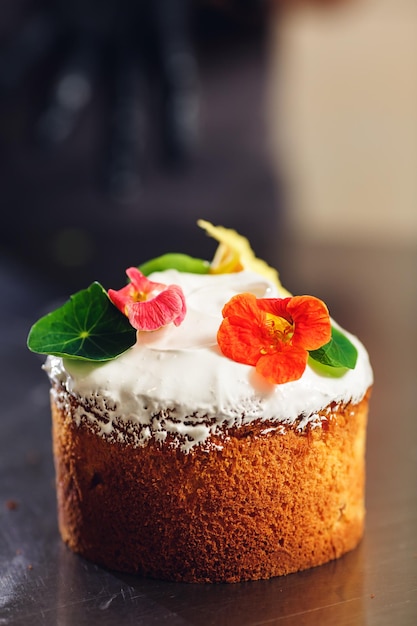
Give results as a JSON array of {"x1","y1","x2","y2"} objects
[{"x1": 28, "y1": 221, "x2": 373, "y2": 583}]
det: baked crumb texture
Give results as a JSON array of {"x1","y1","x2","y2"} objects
[{"x1": 51, "y1": 390, "x2": 370, "y2": 583}]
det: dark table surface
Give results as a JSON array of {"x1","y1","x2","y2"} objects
[{"x1": 1, "y1": 239, "x2": 416, "y2": 626}]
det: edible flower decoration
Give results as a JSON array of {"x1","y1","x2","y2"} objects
[
  {"x1": 139, "y1": 220, "x2": 290, "y2": 295},
  {"x1": 27, "y1": 220, "x2": 357, "y2": 374},
  {"x1": 217, "y1": 293, "x2": 357, "y2": 384},
  {"x1": 27, "y1": 270, "x2": 186, "y2": 362},
  {"x1": 197, "y1": 219, "x2": 290, "y2": 294},
  {"x1": 108, "y1": 267, "x2": 186, "y2": 331}
]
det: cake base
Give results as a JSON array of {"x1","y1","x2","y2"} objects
[{"x1": 51, "y1": 390, "x2": 369, "y2": 583}]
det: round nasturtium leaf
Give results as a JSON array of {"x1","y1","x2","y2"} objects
[
  {"x1": 308, "y1": 325, "x2": 358, "y2": 370},
  {"x1": 27, "y1": 282, "x2": 137, "y2": 361},
  {"x1": 139, "y1": 253, "x2": 210, "y2": 276}
]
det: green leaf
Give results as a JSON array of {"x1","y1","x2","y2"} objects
[
  {"x1": 139, "y1": 253, "x2": 210, "y2": 276},
  {"x1": 307, "y1": 359, "x2": 350, "y2": 379},
  {"x1": 308, "y1": 325, "x2": 358, "y2": 370},
  {"x1": 27, "y1": 282, "x2": 136, "y2": 361}
]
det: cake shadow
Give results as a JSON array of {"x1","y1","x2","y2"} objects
[
  {"x1": 53, "y1": 504, "x2": 365, "y2": 625},
  {"x1": 111, "y1": 543, "x2": 366, "y2": 625}
]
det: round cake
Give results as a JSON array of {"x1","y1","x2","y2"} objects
[{"x1": 28, "y1": 222, "x2": 373, "y2": 583}]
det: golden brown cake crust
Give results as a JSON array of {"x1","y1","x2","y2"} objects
[{"x1": 51, "y1": 390, "x2": 370, "y2": 583}]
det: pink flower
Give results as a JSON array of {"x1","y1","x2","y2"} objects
[{"x1": 108, "y1": 267, "x2": 186, "y2": 331}]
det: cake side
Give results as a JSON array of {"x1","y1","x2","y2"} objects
[{"x1": 52, "y1": 388, "x2": 370, "y2": 583}]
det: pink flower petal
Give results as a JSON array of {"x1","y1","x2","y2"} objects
[
  {"x1": 108, "y1": 268, "x2": 187, "y2": 331},
  {"x1": 127, "y1": 284, "x2": 186, "y2": 331},
  {"x1": 125, "y1": 267, "x2": 165, "y2": 296},
  {"x1": 108, "y1": 283, "x2": 134, "y2": 314}
]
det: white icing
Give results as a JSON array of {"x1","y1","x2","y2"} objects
[{"x1": 45, "y1": 269, "x2": 373, "y2": 452}]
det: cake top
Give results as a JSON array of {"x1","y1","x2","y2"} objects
[{"x1": 28, "y1": 221, "x2": 373, "y2": 452}]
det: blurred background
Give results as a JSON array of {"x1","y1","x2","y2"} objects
[
  {"x1": 269, "y1": 0, "x2": 417, "y2": 247},
  {"x1": 1, "y1": 2, "x2": 417, "y2": 622},
  {"x1": 0, "y1": 0, "x2": 279, "y2": 293},
  {"x1": 1, "y1": 0, "x2": 416, "y2": 291}
]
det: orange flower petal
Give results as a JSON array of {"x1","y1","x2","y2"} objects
[
  {"x1": 287, "y1": 296, "x2": 331, "y2": 350},
  {"x1": 256, "y1": 345, "x2": 308, "y2": 385},
  {"x1": 217, "y1": 318, "x2": 263, "y2": 366},
  {"x1": 258, "y1": 295, "x2": 331, "y2": 351},
  {"x1": 221, "y1": 292, "x2": 264, "y2": 326},
  {"x1": 218, "y1": 292, "x2": 331, "y2": 385}
]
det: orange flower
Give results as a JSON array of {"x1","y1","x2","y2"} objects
[
  {"x1": 108, "y1": 267, "x2": 186, "y2": 331},
  {"x1": 217, "y1": 293, "x2": 331, "y2": 384}
]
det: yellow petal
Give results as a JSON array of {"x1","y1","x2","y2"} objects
[{"x1": 197, "y1": 219, "x2": 291, "y2": 294}]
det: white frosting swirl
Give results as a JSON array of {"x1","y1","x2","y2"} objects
[{"x1": 45, "y1": 269, "x2": 373, "y2": 452}]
